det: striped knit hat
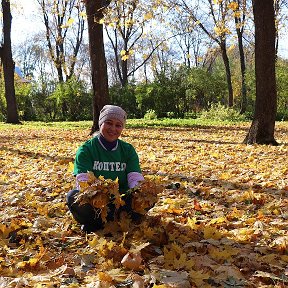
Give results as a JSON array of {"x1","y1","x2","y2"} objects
[{"x1": 98, "y1": 105, "x2": 127, "y2": 127}]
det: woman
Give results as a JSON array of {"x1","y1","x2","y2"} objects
[{"x1": 67, "y1": 105, "x2": 144, "y2": 233}]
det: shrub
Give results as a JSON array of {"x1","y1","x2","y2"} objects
[
  {"x1": 144, "y1": 109, "x2": 157, "y2": 120},
  {"x1": 199, "y1": 103, "x2": 246, "y2": 122},
  {"x1": 109, "y1": 84, "x2": 139, "y2": 118}
]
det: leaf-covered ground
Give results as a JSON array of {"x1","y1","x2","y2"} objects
[{"x1": 0, "y1": 123, "x2": 287, "y2": 288}]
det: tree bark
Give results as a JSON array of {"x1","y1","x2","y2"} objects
[
  {"x1": 0, "y1": 0, "x2": 20, "y2": 124},
  {"x1": 220, "y1": 41, "x2": 233, "y2": 107},
  {"x1": 238, "y1": 32, "x2": 247, "y2": 114},
  {"x1": 84, "y1": 0, "x2": 110, "y2": 134},
  {"x1": 235, "y1": 0, "x2": 247, "y2": 114},
  {"x1": 243, "y1": 0, "x2": 278, "y2": 145}
]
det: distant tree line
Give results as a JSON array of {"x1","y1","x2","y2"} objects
[
  {"x1": 0, "y1": 0, "x2": 287, "y2": 144},
  {"x1": 2, "y1": 57, "x2": 287, "y2": 123}
]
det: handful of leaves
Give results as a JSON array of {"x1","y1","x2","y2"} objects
[
  {"x1": 74, "y1": 173, "x2": 163, "y2": 222},
  {"x1": 74, "y1": 172, "x2": 124, "y2": 222},
  {"x1": 130, "y1": 176, "x2": 164, "y2": 214}
]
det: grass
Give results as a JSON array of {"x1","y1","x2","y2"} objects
[{"x1": 0, "y1": 117, "x2": 250, "y2": 130}]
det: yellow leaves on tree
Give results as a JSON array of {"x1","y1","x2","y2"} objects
[
  {"x1": 120, "y1": 49, "x2": 134, "y2": 61},
  {"x1": 228, "y1": 1, "x2": 239, "y2": 11},
  {"x1": 143, "y1": 12, "x2": 153, "y2": 20},
  {"x1": 214, "y1": 22, "x2": 231, "y2": 36}
]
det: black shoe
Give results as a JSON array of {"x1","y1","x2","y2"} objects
[
  {"x1": 131, "y1": 212, "x2": 144, "y2": 224},
  {"x1": 80, "y1": 223, "x2": 103, "y2": 233}
]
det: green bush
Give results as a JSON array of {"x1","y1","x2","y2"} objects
[
  {"x1": 186, "y1": 67, "x2": 228, "y2": 111},
  {"x1": 276, "y1": 60, "x2": 288, "y2": 120},
  {"x1": 199, "y1": 103, "x2": 246, "y2": 122},
  {"x1": 109, "y1": 84, "x2": 139, "y2": 118},
  {"x1": 144, "y1": 109, "x2": 157, "y2": 120},
  {"x1": 135, "y1": 66, "x2": 190, "y2": 118}
]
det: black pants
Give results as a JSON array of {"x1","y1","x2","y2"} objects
[{"x1": 66, "y1": 189, "x2": 141, "y2": 231}]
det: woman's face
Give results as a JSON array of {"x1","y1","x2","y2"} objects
[{"x1": 100, "y1": 118, "x2": 124, "y2": 142}]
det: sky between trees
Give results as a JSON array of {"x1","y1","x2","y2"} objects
[{"x1": 11, "y1": 0, "x2": 288, "y2": 62}]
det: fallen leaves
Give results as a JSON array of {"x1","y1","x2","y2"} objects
[
  {"x1": 121, "y1": 251, "x2": 143, "y2": 270},
  {"x1": 130, "y1": 176, "x2": 164, "y2": 214},
  {"x1": 0, "y1": 123, "x2": 288, "y2": 287}
]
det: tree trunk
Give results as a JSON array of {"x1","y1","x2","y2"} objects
[
  {"x1": 121, "y1": 59, "x2": 128, "y2": 87},
  {"x1": 243, "y1": 0, "x2": 278, "y2": 145},
  {"x1": 234, "y1": 0, "x2": 248, "y2": 114},
  {"x1": 84, "y1": 0, "x2": 110, "y2": 135},
  {"x1": 220, "y1": 41, "x2": 233, "y2": 107},
  {"x1": 238, "y1": 33, "x2": 247, "y2": 114},
  {"x1": 0, "y1": 0, "x2": 20, "y2": 124}
]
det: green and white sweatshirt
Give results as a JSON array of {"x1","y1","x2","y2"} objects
[{"x1": 73, "y1": 135, "x2": 142, "y2": 192}]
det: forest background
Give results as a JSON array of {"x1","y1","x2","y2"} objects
[
  {"x1": 1, "y1": 0, "x2": 288, "y2": 123},
  {"x1": 0, "y1": 1, "x2": 288, "y2": 287}
]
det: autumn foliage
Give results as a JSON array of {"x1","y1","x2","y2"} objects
[
  {"x1": 75, "y1": 172, "x2": 162, "y2": 222},
  {"x1": 0, "y1": 123, "x2": 287, "y2": 287}
]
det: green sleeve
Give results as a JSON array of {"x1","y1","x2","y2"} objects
[{"x1": 73, "y1": 144, "x2": 93, "y2": 175}]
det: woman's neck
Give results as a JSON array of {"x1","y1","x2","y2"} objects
[{"x1": 98, "y1": 134, "x2": 118, "y2": 151}]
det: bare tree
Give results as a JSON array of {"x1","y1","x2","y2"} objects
[
  {"x1": 274, "y1": 0, "x2": 288, "y2": 59},
  {"x1": 171, "y1": 14, "x2": 209, "y2": 68},
  {"x1": 178, "y1": 0, "x2": 234, "y2": 106},
  {"x1": 0, "y1": 0, "x2": 20, "y2": 123},
  {"x1": 104, "y1": 0, "x2": 170, "y2": 87},
  {"x1": 243, "y1": 0, "x2": 278, "y2": 145},
  {"x1": 37, "y1": 0, "x2": 86, "y2": 82}
]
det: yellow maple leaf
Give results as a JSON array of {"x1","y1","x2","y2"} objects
[
  {"x1": 219, "y1": 172, "x2": 231, "y2": 180},
  {"x1": 187, "y1": 217, "x2": 202, "y2": 230},
  {"x1": 144, "y1": 12, "x2": 153, "y2": 20},
  {"x1": 67, "y1": 161, "x2": 74, "y2": 173},
  {"x1": 189, "y1": 269, "x2": 210, "y2": 287},
  {"x1": 121, "y1": 55, "x2": 129, "y2": 61},
  {"x1": 209, "y1": 246, "x2": 239, "y2": 261},
  {"x1": 203, "y1": 225, "x2": 223, "y2": 240},
  {"x1": 120, "y1": 49, "x2": 126, "y2": 56},
  {"x1": 163, "y1": 246, "x2": 176, "y2": 268},
  {"x1": 88, "y1": 236, "x2": 99, "y2": 248},
  {"x1": 28, "y1": 257, "x2": 40, "y2": 267},
  {"x1": 0, "y1": 223, "x2": 12, "y2": 238},
  {"x1": 79, "y1": 11, "x2": 86, "y2": 18},
  {"x1": 210, "y1": 217, "x2": 227, "y2": 224},
  {"x1": 173, "y1": 252, "x2": 192, "y2": 269},
  {"x1": 67, "y1": 18, "x2": 74, "y2": 26},
  {"x1": 228, "y1": 1, "x2": 239, "y2": 10},
  {"x1": 97, "y1": 271, "x2": 113, "y2": 282}
]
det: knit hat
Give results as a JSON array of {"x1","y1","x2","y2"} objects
[{"x1": 98, "y1": 105, "x2": 127, "y2": 127}]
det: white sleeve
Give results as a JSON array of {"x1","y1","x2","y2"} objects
[
  {"x1": 75, "y1": 173, "x2": 89, "y2": 190},
  {"x1": 127, "y1": 172, "x2": 145, "y2": 188}
]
